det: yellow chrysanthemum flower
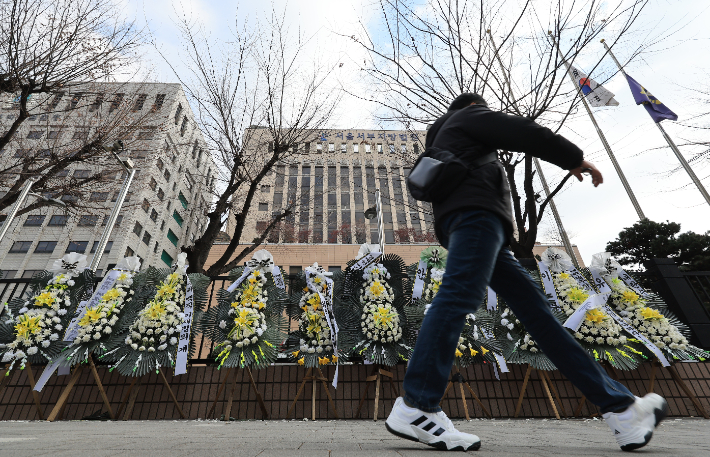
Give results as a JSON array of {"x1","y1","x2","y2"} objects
[
  {"x1": 318, "y1": 356, "x2": 330, "y2": 365},
  {"x1": 292, "y1": 350, "x2": 300, "y2": 357},
  {"x1": 454, "y1": 349, "x2": 463, "y2": 357},
  {"x1": 469, "y1": 348, "x2": 479, "y2": 356},
  {"x1": 369, "y1": 281, "x2": 385, "y2": 297},
  {"x1": 146, "y1": 302, "x2": 166, "y2": 319},
  {"x1": 298, "y1": 357, "x2": 305, "y2": 366},
  {"x1": 102, "y1": 288, "x2": 121, "y2": 302},
  {"x1": 585, "y1": 308, "x2": 606, "y2": 324},
  {"x1": 481, "y1": 346, "x2": 489, "y2": 356},
  {"x1": 79, "y1": 307, "x2": 103, "y2": 327},
  {"x1": 15, "y1": 314, "x2": 42, "y2": 340},
  {"x1": 34, "y1": 292, "x2": 55, "y2": 307},
  {"x1": 372, "y1": 306, "x2": 396, "y2": 328},
  {"x1": 558, "y1": 272, "x2": 570, "y2": 279},
  {"x1": 621, "y1": 290, "x2": 640, "y2": 303},
  {"x1": 640, "y1": 307, "x2": 663, "y2": 320},
  {"x1": 157, "y1": 284, "x2": 176, "y2": 298},
  {"x1": 567, "y1": 287, "x2": 589, "y2": 303},
  {"x1": 307, "y1": 294, "x2": 321, "y2": 308},
  {"x1": 117, "y1": 273, "x2": 129, "y2": 281}
]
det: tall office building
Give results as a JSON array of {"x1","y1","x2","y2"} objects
[
  {"x1": 0, "y1": 82, "x2": 216, "y2": 278},
  {"x1": 232, "y1": 127, "x2": 435, "y2": 247}
]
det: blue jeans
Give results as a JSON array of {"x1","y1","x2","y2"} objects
[{"x1": 403, "y1": 209, "x2": 635, "y2": 414}]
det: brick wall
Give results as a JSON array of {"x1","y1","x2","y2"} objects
[{"x1": 2, "y1": 361, "x2": 707, "y2": 420}]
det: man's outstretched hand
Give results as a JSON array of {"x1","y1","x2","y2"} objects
[{"x1": 570, "y1": 160, "x2": 603, "y2": 187}]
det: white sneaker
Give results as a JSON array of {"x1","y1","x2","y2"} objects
[
  {"x1": 602, "y1": 393, "x2": 669, "y2": 452},
  {"x1": 385, "y1": 397, "x2": 481, "y2": 451}
]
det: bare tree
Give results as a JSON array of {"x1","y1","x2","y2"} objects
[
  {"x1": 165, "y1": 9, "x2": 340, "y2": 275},
  {"x1": 0, "y1": 83, "x2": 163, "y2": 218},
  {"x1": 350, "y1": 0, "x2": 650, "y2": 258},
  {"x1": 0, "y1": 0, "x2": 143, "y2": 214}
]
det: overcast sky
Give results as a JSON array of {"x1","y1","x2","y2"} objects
[{"x1": 120, "y1": 0, "x2": 710, "y2": 266}]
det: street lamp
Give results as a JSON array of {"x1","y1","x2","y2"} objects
[
  {"x1": 88, "y1": 141, "x2": 136, "y2": 272},
  {"x1": 364, "y1": 189, "x2": 385, "y2": 255}
]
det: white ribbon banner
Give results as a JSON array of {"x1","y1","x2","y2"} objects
[
  {"x1": 588, "y1": 269, "x2": 669, "y2": 367},
  {"x1": 562, "y1": 293, "x2": 611, "y2": 331},
  {"x1": 174, "y1": 276, "x2": 194, "y2": 376},
  {"x1": 618, "y1": 270, "x2": 650, "y2": 298},
  {"x1": 349, "y1": 252, "x2": 381, "y2": 272},
  {"x1": 306, "y1": 272, "x2": 340, "y2": 387},
  {"x1": 537, "y1": 261, "x2": 561, "y2": 309},
  {"x1": 411, "y1": 260, "x2": 427, "y2": 302},
  {"x1": 227, "y1": 267, "x2": 252, "y2": 293},
  {"x1": 36, "y1": 270, "x2": 122, "y2": 392},
  {"x1": 479, "y1": 326, "x2": 509, "y2": 375},
  {"x1": 272, "y1": 265, "x2": 286, "y2": 290},
  {"x1": 486, "y1": 287, "x2": 497, "y2": 312}
]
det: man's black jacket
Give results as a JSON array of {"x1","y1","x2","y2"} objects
[{"x1": 425, "y1": 104, "x2": 584, "y2": 241}]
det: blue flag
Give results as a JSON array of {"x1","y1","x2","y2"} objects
[{"x1": 625, "y1": 74, "x2": 677, "y2": 123}]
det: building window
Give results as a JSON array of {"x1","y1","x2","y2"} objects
[
  {"x1": 180, "y1": 116, "x2": 188, "y2": 136},
  {"x1": 61, "y1": 194, "x2": 79, "y2": 203},
  {"x1": 48, "y1": 215, "x2": 67, "y2": 226},
  {"x1": 178, "y1": 192, "x2": 188, "y2": 209},
  {"x1": 34, "y1": 241, "x2": 57, "y2": 253},
  {"x1": 164, "y1": 169, "x2": 171, "y2": 181},
  {"x1": 150, "y1": 209, "x2": 158, "y2": 222},
  {"x1": 27, "y1": 131, "x2": 43, "y2": 139},
  {"x1": 68, "y1": 93, "x2": 83, "y2": 109},
  {"x1": 74, "y1": 169, "x2": 90, "y2": 179},
  {"x1": 365, "y1": 144, "x2": 371, "y2": 153},
  {"x1": 137, "y1": 130, "x2": 154, "y2": 140},
  {"x1": 133, "y1": 221, "x2": 143, "y2": 237},
  {"x1": 149, "y1": 177, "x2": 157, "y2": 190},
  {"x1": 160, "y1": 220, "x2": 166, "y2": 231},
  {"x1": 174, "y1": 103, "x2": 183, "y2": 125},
  {"x1": 103, "y1": 215, "x2": 123, "y2": 226},
  {"x1": 172, "y1": 210, "x2": 184, "y2": 227},
  {"x1": 9, "y1": 241, "x2": 32, "y2": 253},
  {"x1": 78, "y1": 215, "x2": 99, "y2": 226},
  {"x1": 21, "y1": 270, "x2": 42, "y2": 278},
  {"x1": 258, "y1": 202, "x2": 268, "y2": 211},
  {"x1": 141, "y1": 199, "x2": 150, "y2": 213},
  {"x1": 108, "y1": 93, "x2": 124, "y2": 112},
  {"x1": 316, "y1": 143, "x2": 323, "y2": 153},
  {"x1": 55, "y1": 169, "x2": 69, "y2": 178},
  {"x1": 49, "y1": 92, "x2": 65, "y2": 110},
  {"x1": 89, "y1": 93, "x2": 104, "y2": 112},
  {"x1": 340, "y1": 142, "x2": 347, "y2": 153},
  {"x1": 89, "y1": 192, "x2": 109, "y2": 201},
  {"x1": 152, "y1": 94, "x2": 166, "y2": 112},
  {"x1": 90, "y1": 240, "x2": 113, "y2": 254},
  {"x1": 328, "y1": 143, "x2": 335, "y2": 152},
  {"x1": 132, "y1": 93, "x2": 148, "y2": 111},
  {"x1": 47, "y1": 131, "x2": 62, "y2": 139},
  {"x1": 161, "y1": 250, "x2": 173, "y2": 266},
  {"x1": 389, "y1": 144, "x2": 396, "y2": 154},
  {"x1": 0, "y1": 270, "x2": 17, "y2": 279},
  {"x1": 377, "y1": 143, "x2": 383, "y2": 154},
  {"x1": 261, "y1": 185, "x2": 271, "y2": 193},
  {"x1": 353, "y1": 143, "x2": 359, "y2": 153},
  {"x1": 154, "y1": 241, "x2": 159, "y2": 253},
  {"x1": 24, "y1": 215, "x2": 45, "y2": 226},
  {"x1": 157, "y1": 188, "x2": 165, "y2": 201},
  {"x1": 66, "y1": 241, "x2": 88, "y2": 253},
  {"x1": 125, "y1": 246, "x2": 135, "y2": 257},
  {"x1": 157, "y1": 158, "x2": 164, "y2": 171},
  {"x1": 72, "y1": 130, "x2": 89, "y2": 140},
  {"x1": 401, "y1": 144, "x2": 407, "y2": 154},
  {"x1": 167, "y1": 229, "x2": 179, "y2": 246},
  {"x1": 142, "y1": 231, "x2": 152, "y2": 245}
]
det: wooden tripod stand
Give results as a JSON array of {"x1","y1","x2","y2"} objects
[
  {"x1": 0, "y1": 362, "x2": 44, "y2": 420},
  {"x1": 286, "y1": 367, "x2": 339, "y2": 420},
  {"x1": 206, "y1": 366, "x2": 268, "y2": 420},
  {"x1": 440, "y1": 366, "x2": 492, "y2": 420},
  {"x1": 113, "y1": 368, "x2": 186, "y2": 421},
  {"x1": 514, "y1": 365, "x2": 567, "y2": 419},
  {"x1": 46, "y1": 355, "x2": 115, "y2": 421},
  {"x1": 355, "y1": 365, "x2": 399, "y2": 421}
]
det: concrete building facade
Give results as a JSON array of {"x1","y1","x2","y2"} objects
[{"x1": 0, "y1": 82, "x2": 216, "y2": 277}]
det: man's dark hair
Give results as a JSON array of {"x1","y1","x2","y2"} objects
[{"x1": 448, "y1": 93, "x2": 488, "y2": 110}]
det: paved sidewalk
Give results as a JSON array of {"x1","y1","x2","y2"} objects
[{"x1": 0, "y1": 418, "x2": 707, "y2": 456}]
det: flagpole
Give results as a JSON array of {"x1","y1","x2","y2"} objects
[
  {"x1": 549, "y1": 33, "x2": 646, "y2": 220},
  {"x1": 601, "y1": 39, "x2": 710, "y2": 207},
  {"x1": 487, "y1": 30, "x2": 580, "y2": 268}
]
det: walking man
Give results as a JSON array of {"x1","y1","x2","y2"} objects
[{"x1": 385, "y1": 93, "x2": 668, "y2": 452}]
